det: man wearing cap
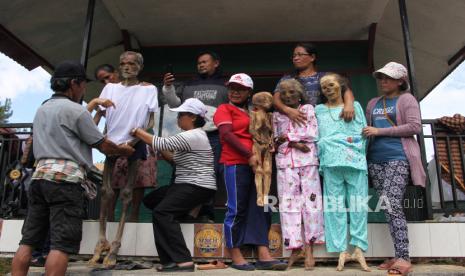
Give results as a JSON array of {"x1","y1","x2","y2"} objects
[
  {"x1": 163, "y1": 51, "x2": 228, "y2": 221},
  {"x1": 11, "y1": 61, "x2": 135, "y2": 276},
  {"x1": 131, "y1": 98, "x2": 216, "y2": 272}
]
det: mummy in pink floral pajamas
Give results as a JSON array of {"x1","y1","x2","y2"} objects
[{"x1": 273, "y1": 79, "x2": 324, "y2": 270}]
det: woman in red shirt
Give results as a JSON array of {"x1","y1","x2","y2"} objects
[{"x1": 214, "y1": 73, "x2": 286, "y2": 271}]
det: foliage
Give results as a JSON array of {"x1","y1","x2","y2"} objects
[{"x1": 0, "y1": 98, "x2": 13, "y2": 124}]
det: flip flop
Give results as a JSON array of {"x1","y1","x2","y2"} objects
[
  {"x1": 388, "y1": 259, "x2": 412, "y2": 276},
  {"x1": 156, "y1": 263, "x2": 195, "y2": 272},
  {"x1": 255, "y1": 260, "x2": 288, "y2": 270},
  {"x1": 197, "y1": 260, "x2": 228, "y2": 270},
  {"x1": 231, "y1": 262, "x2": 255, "y2": 271},
  {"x1": 378, "y1": 258, "x2": 396, "y2": 270}
]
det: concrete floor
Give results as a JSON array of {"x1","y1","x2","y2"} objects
[{"x1": 21, "y1": 262, "x2": 465, "y2": 276}]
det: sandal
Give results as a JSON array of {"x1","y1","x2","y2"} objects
[
  {"x1": 156, "y1": 263, "x2": 195, "y2": 272},
  {"x1": 197, "y1": 260, "x2": 228, "y2": 270},
  {"x1": 230, "y1": 262, "x2": 255, "y2": 271},
  {"x1": 255, "y1": 260, "x2": 288, "y2": 270},
  {"x1": 388, "y1": 259, "x2": 412, "y2": 276},
  {"x1": 378, "y1": 258, "x2": 396, "y2": 270}
]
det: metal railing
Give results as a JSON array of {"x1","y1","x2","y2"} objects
[
  {"x1": 0, "y1": 123, "x2": 33, "y2": 218},
  {"x1": 423, "y1": 120, "x2": 465, "y2": 216},
  {"x1": 1, "y1": 121, "x2": 465, "y2": 219}
]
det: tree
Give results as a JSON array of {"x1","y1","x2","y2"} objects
[{"x1": 0, "y1": 98, "x2": 13, "y2": 124}]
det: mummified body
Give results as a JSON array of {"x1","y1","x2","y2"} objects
[
  {"x1": 249, "y1": 92, "x2": 274, "y2": 206},
  {"x1": 88, "y1": 51, "x2": 157, "y2": 268}
]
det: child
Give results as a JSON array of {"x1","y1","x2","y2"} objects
[
  {"x1": 315, "y1": 73, "x2": 370, "y2": 272},
  {"x1": 273, "y1": 79, "x2": 324, "y2": 270}
]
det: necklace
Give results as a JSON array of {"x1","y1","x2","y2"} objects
[{"x1": 326, "y1": 104, "x2": 343, "y2": 121}]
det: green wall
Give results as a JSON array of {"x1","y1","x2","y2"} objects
[
  {"x1": 141, "y1": 41, "x2": 378, "y2": 108},
  {"x1": 114, "y1": 42, "x2": 380, "y2": 223}
]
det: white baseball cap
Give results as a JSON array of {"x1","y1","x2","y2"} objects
[
  {"x1": 169, "y1": 98, "x2": 208, "y2": 118},
  {"x1": 373, "y1": 62, "x2": 410, "y2": 91},
  {"x1": 373, "y1": 62, "x2": 408, "y2": 80},
  {"x1": 226, "y1": 73, "x2": 254, "y2": 89}
]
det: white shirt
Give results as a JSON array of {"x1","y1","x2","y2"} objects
[{"x1": 100, "y1": 83, "x2": 158, "y2": 144}]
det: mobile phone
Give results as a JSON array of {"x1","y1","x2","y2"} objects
[{"x1": 165, "y1": 64, "x2": 173, "y2": 74}]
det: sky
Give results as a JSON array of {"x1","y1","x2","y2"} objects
[{"x1": 1, "y1": 51, "x2": 464, "y2": 163}]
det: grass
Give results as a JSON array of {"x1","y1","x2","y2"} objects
[{"x1": 0, "y1": 258, "x2": 12, "y2": 275}]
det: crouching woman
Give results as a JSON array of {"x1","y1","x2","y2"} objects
[{"x1": 130, "y1": 98, "x2": 216, "y2": 272}]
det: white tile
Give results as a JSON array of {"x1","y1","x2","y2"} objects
[
  {"x1": 458, "y1": 223, "x2": 465, "y2": 257},
  {"x1": 135, "y1": 223, "x2": 193, "y2": 256},
  {"x1": 135, "y1": 223, "x2": 157, "y2": 256},
  {"x1": 282, "y1": 248, "x2": 291, "y2": 258},
  {"x1": 429, "y1": 223, "x2": 461, "y2": 257},
  {"x1": 408, "y1": 223, "x2": 431, "y2": 257},
  {"x1": 370, "y1": 223, "x2": 395, "y2": 257},
  {"x1": 79, "y1": 221, "x2": 136, "y2": 256},
  {"x1": 0, "y1": 220, "x2": 23, "y2": 252},
  {"x1": 79, "y1": 221, "x2": 100, "y2": 254},
  {"x1": 180, "y1": 224, "x2": 195, "y2": 255},
  {"x1": 118, "y1": 222, "x2": 137, "y2": 255},
  {"x1": 364, "y1": 224, "x2": 374, "y2": 257},
  {"x1": 314, "y1": 243, "x2": 338, "y2": 258}
]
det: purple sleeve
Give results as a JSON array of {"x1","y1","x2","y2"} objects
[
  {"x1": 218, "y1": 124, "x2": 253, "y2": 158},
  {"x1": 366, "y1": 98, "x2": 376, "y2": 126},
  {"x1": 377, "y1": 94, "x2": 422, "y2": 137}
]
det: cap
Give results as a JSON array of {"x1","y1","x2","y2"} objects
[
  {"x1": 169, "y1": 98, "x2": 208, "y2": 118},
  {"x1": 373, "y1": 62, "x2": 410, "y2": 91},
  {"x1": 52, "y1": 60, "x2": 92, "y2": 81},
  {"x1": 373, "y1": 62, "x2": 408, "y2": 79},
  {"x1": 226, "y1": 73, "x2": 254, "y2": 89}
]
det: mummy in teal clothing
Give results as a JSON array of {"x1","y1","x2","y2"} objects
[{"x1": 315, "y1": 73, "x2": 370, "y2": 272}]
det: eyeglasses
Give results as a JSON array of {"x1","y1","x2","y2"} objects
[{"x1": 292, "y1": 53, "x2": 312, "y2": 59}]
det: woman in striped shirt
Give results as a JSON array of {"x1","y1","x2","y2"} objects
[{"x1": 130, "y1": 98, "x2": 216, "y2": 272}]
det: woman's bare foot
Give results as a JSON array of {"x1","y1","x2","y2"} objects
[
  {"x1": 352, "y1": 247, "x2": 371, "y2": 272},
  {"x1": 256, "y1": 245, "x2": 274, "y2": 262},
  {"x1": 229, "y1": 248, "x2": 247, "y2": 265},
  {"x1": 336, "y1": 251, "x2": 351, "y2": 271}
]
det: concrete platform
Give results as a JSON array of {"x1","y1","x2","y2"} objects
[
  {"x1": 18, "y1": 262, "x2": 465, "y2": 276},
  {"x1": 2, "y1": 221, "x2": 465, "y2": 258}
]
